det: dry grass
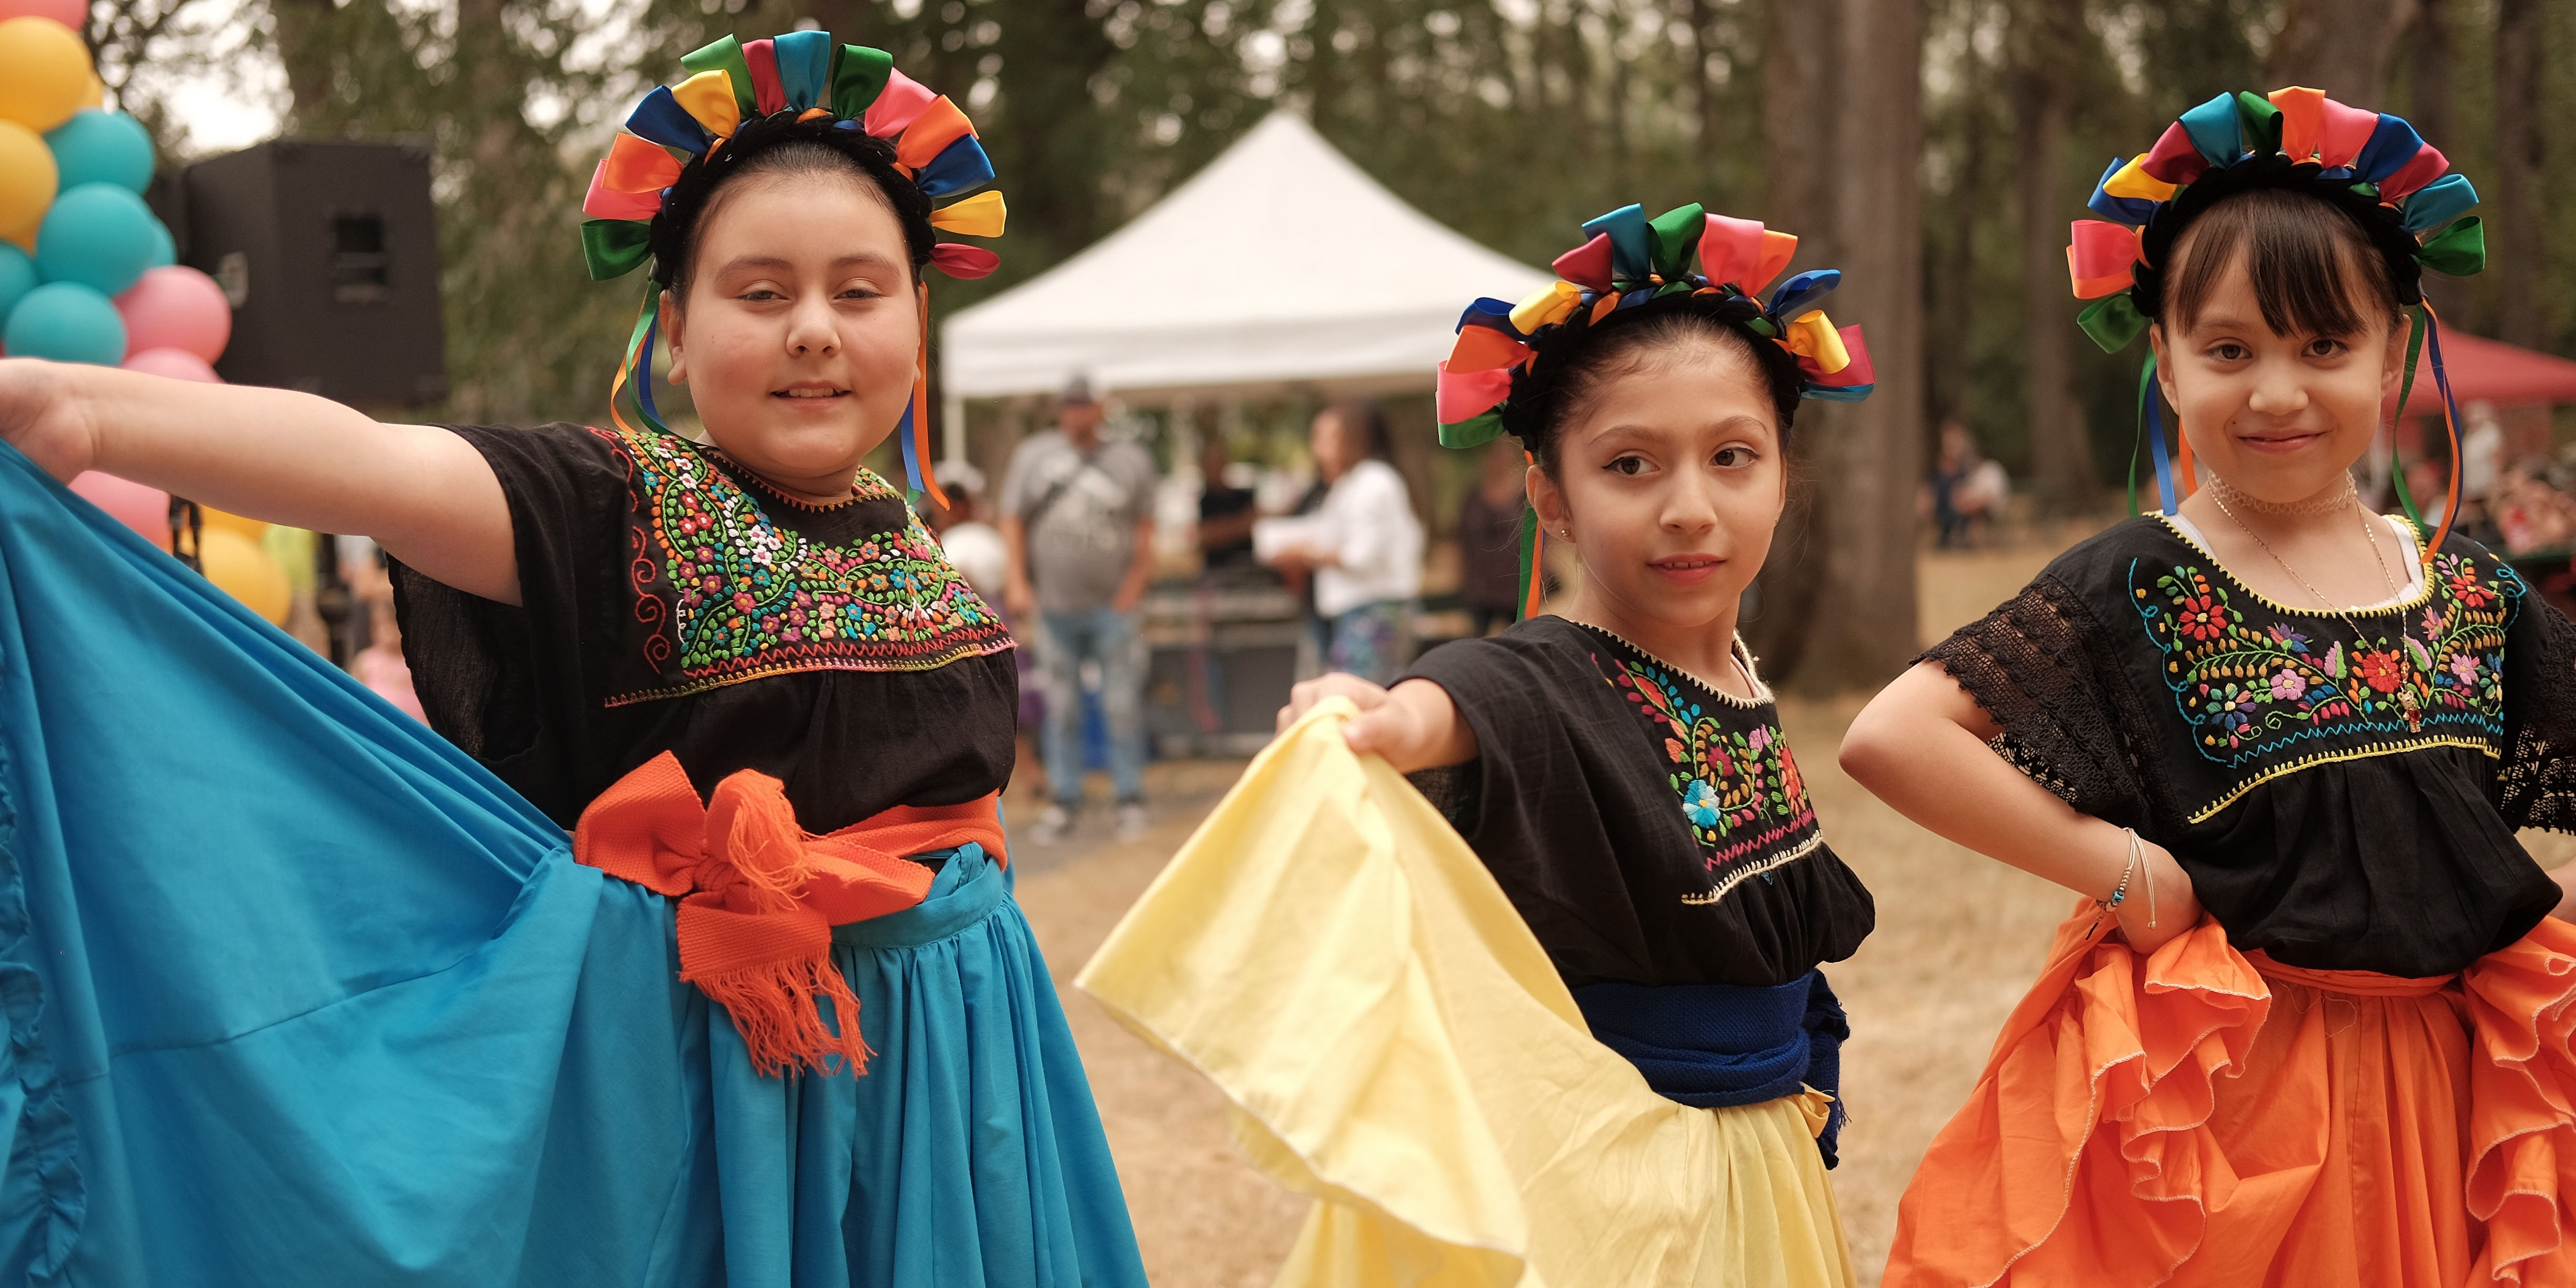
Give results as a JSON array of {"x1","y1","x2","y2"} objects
[
  {"x1": 1012, "y1": 533, "x2": 2576, "y2": 1287},
  {"x1": 1012, "y1": 761, "x2": 1307, "y2": 1288}
]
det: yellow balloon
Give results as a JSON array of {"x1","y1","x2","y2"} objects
[
  {"x1": 197, "y1": 527, "x2": 292, "y2": 625},
  {"x1": 0, "y1": 119, "x2": 54, "y2": 249},
  {"x1": 200, "y1": 507, "x2": 270, "y2": 542},
  {"x1": 78, "y1": 71, "x2": 100, "y2": 110},
  {"x1": 261, "y1": 524, "x2": 317, "y2": 593},
  {"x1": 0, "y1": 17, "x2": 88, "y2": 133}
]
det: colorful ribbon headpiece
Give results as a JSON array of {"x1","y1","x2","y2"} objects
[
  {"x1": 2065, "y1": 87, "x2": 2486, "y2": 554},
  {"x1": 579, "y1": 32, "x2": 1007, "y2": 509},
  {"x1": 1433, "y1": 203, "x2": 1871, "y2": 620}
]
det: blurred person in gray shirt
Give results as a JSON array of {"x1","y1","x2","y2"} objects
[{"x1": 1000, "y1": 377, "x2": 1160, "y2": 843}]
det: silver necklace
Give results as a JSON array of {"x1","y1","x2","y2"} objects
[
  {"x1": 2207, "y1": 486, "x2": 2422, "y2": 731},
  {"x1": 2204, "y1": 470, "x2": 2362, "y2": 518}
]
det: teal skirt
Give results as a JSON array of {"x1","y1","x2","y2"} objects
[{"x1": 0, "y1": 444, "x2": 1146, "y2": 1285}]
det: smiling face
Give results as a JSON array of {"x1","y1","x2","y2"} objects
[
  {"x1": 1530, "y1": 333, "x2": 1786, "y2": 639},
  {"x1": 2150, "y1": 249, "x2": 2407, "y2": 505},
  {"x1": 2148, "y1": 193, "x2": 2410, "y2": 506},
  {"x1": 662, "y1": 170, "x2": 921, "y2": 500}
]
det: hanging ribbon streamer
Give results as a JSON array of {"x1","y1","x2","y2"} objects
[
  {"x1": 2419, "y1": 299, "x2": 2464, "y2": 563},
  {"x1": 897, "y1": 284, "x2": 950, "y2": 511},
  {"x1": 2172, "y1": 408, "x2": 2195, "y2": 502},
  {"x1": 608, "y1": 284, "x2": 673, "y2": 439},
  {"x1": 2387, "y1": 306, "x2": 2432, "y2": 537},
  {"x1": 1517, "y1": 451, "x2": 1545, "y2": 621},
  {"x1": 2135, "y1": 356, "x2": 2179, "y2": 517}
]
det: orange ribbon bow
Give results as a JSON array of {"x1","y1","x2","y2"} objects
[{"x1": 571, "y1": 751, "x2": 1007, "y2": 1077}]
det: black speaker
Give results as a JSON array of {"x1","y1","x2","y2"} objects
[{"x1": 179, "y1": 139, "x2": 448, "y2": 407}]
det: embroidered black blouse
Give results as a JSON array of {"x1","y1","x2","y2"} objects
[
  {"x1": 1928, "y1": 515, "x2": 2572, "y2": 978},
  {"x1": 1403, "y1": 616, "x2": 1876, "y2": 989},
  {"x1": 390, "y1": 422, "x2": 1018, "y2": 834}
]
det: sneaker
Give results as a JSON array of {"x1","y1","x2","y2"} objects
[
  {"x1": 1113, "y1": 802, "x2": 1150, "y2": 842},
  {"x1": 1029, "y1": 804, "x2": 1074, "y2": 846}
]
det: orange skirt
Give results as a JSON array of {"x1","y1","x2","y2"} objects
[{"x1": 1885, "y1": 905, "x2": 2576, "y2": 1287}]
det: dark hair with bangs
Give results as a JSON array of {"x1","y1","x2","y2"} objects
[
  {"x1": 2161, "y1": 186, "x2": 2406, "y2": 339},
  {"x1": 651, "y1": 113, "x2": 937, "y2": 299},
  {"x1": 1504, "y1": 297, "x2": 1804, "y2": 476}
]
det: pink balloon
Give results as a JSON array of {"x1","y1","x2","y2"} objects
[
  {"x1": 69, "y1": 471, "x2": 171, "y2": 546},
  {"x1": 114, "y1": 265, "x2": 230, "y2": 363},
  {"x1": 0, "y1": 1, "x2": 84, "y2": 28},
  {"x1": 122, "y1": 346, "x2": 219, "y2": 383}
]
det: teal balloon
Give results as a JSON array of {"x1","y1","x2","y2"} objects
[
  {"x1": 6, "y1": 283, "x2": 128, "y2": 365},
  {"x1": 144, "y1": 216, "x2": 173, "y2": 268},
  {"x1": 45, "y1": 111, "x2": 155, "y2": 194},
  {"x1": 0, "y1": 243, "x2": 34, "y2": 321},
  {"x1": 36, "y1": 184, "x2": 158, "y2": 296}
]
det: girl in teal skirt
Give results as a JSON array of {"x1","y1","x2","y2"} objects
[{"x1": 0, "y1": 29, "x2": 1144, "y2": 1286}]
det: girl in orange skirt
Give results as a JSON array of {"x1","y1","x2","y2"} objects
[{"x1": 1843, "y1": 88, "x2": 2576, "y2": 1287}]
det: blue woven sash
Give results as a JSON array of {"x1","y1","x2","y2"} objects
[{"x1": 1571, "y1": 970, "x2": 1848, "y2": 1166}]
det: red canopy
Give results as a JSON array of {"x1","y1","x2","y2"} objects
[{"x1": 2396, "y1": 330, "x2": 2576, "y2": 418}]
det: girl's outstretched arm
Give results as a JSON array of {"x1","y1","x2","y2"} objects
[
  {"x1": 1277, "y1": 673, "x2": 1478, "y2": 773},
  {"x1": 0, "y1": 358, "x2": 517, "y2": 603},
  {"x1": 1842, "y1": 659, "x2": 2202, "y2": 954}
]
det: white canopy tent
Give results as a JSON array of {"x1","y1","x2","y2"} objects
[{"x1": 938, "y1": 110, "x2": 1552, "y2": 455}]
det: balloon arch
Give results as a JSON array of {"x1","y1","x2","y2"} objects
[{"x1": 0, "y1": 2, "x2": 292, "y2": 624}]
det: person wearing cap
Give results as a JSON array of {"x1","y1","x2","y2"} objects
[{"x1": 1000, "y1": 377, "x2": 1160, "y2": 844}]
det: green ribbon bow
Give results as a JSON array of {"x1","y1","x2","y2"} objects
[{"x1": 582, "y1": 220, "x2": 655, "y2": 281}]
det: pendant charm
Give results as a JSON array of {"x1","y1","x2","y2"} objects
[{"x1": 2400, "y1": 686, "x2": 2422, "y2": 732}]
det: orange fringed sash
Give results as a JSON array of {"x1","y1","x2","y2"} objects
[{"x1": 571, "y1": 751, "x2": 1007, "y2": 1077}]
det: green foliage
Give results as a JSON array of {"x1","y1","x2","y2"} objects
[{"x1": 85, "y1": 0, "x2": 2576, "y2": 477}]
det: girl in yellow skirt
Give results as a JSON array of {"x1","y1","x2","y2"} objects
[
  {"x1": 1844, "y1": 88, "x2": 2576, "y2": 1287},
  {"x1": 1087, "y1": 202, "x2": 1877, "y2": 1286}
]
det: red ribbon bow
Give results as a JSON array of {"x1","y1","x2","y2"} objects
[{"x1": 572, "y1": 751, "x2": 1007, "y2": 1076}]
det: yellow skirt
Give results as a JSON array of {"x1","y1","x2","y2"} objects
[{"x1": 1076, "y1": 699, "x2": 1855, "y2": 1288}]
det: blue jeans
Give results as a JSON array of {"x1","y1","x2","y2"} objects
[
  {"x1": 1040, "y1": 607, "x2": 1146, "y2": 809},
  {"x1": 1327, "y1": 600, "x2": 1410, "y2": 686}
]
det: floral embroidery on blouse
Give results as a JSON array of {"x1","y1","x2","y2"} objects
[
  {"x1": 1593, "y1": 647, "x2": 1825, "y2": 905},
  {"x1": 2131, "y1": 547, "x2": 2522, "y2": 819},
  {"x1": 595, "y1": 425, "x2": 1013, "y2": 705}
]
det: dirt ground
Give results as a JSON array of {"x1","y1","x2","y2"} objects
[{"x1": 1008, "y1": 532, "x2": 2576, "y2": 1287}]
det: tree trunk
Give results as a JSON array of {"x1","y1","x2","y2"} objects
[
  {"x1": 2493, "y1": 0, "x2": 2544, "y2": 347},
  {"x1": 2405, "y1": 0, "x2": 2455, "y2": 148},
  {"x1": 2015, "y1": 0, "x2": 2092, "y2": 514},
  {"x1": 1928, "y1": 49, "x2": 1989, "y2": 431},
  {"x1": 1687, "y1": 0, "x2": 1720, "y2": 179},
  {"x1": 1760, "y1": 0, "x2": 1833, "y2": 247},
  {"x1": 985, "y1": 0, "x2": 1120, "y2": 264},
  {"x1": 1599, "y1": 6, "x2": 1627, "y2": 190},
  {"x1": 1788, "y1": 0, "x2": 1923, "y2": 694},
  {"x1": 268, "y1": 0, "x2": 341, "y2": 125},
  {"x1": 2266, "y1": 0, "x2": 2419, "y2": 102},
  {"x1": 1563, "y1": 0, "x2": 1597, "y2": 199},
  {"x1": 2408, "y1": 0, "x2": 2463, "y2": 319},
  {"x1": 1741, "y1": 0, "x2": 1836, "y2": 676}
]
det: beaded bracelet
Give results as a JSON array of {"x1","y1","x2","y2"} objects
[
  {"x1": 2138, "y1": 828, "x2": 2158, "y2": 930},
  {"x1": 2100, "y1": 831, "x2": 2138, "y2": 911},
  {"x1": 2099, "y1": 828, "x2": 2157, "y2": 931}
]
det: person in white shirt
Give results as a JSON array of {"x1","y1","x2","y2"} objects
[{"x1": 1259, "y1": 400, "x2": 1424, "y2": 683}]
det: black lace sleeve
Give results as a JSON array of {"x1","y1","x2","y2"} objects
[
  {"x1": 1918, "y1": 573, "x2": 2155, "y2": 829},
  {"x1": 2498, "y1": 585, "x2": 2576, "y2": 831}
]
